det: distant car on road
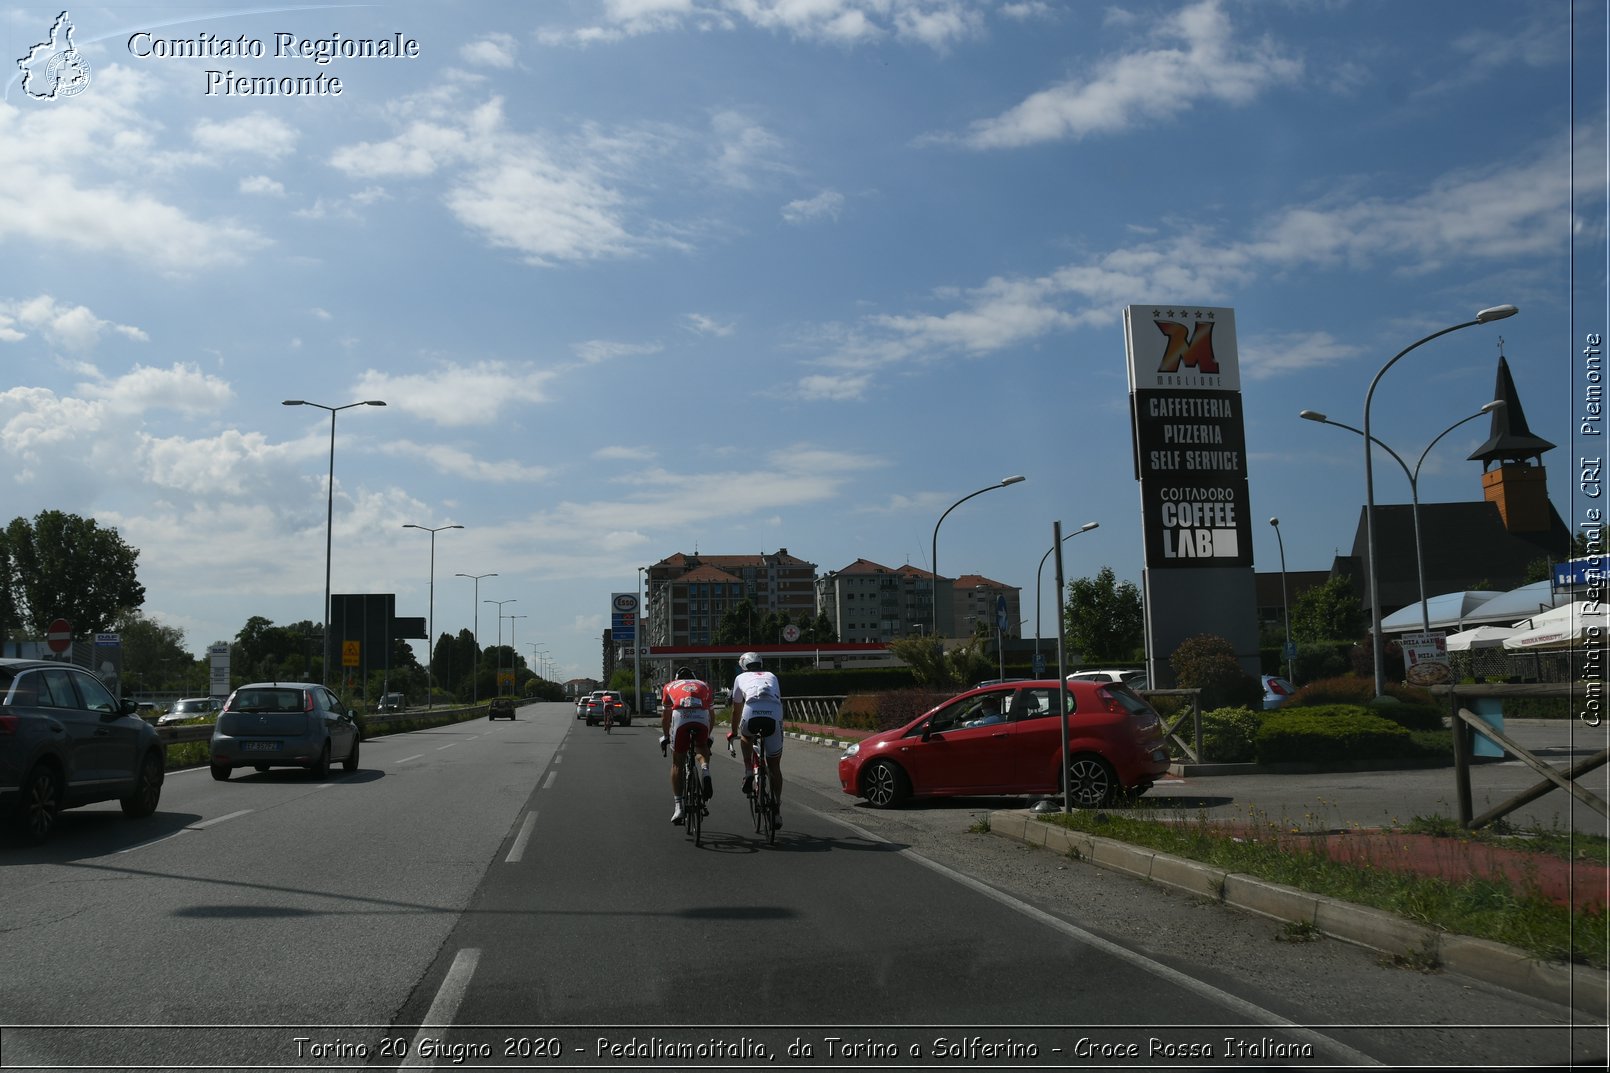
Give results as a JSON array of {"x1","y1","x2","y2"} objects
[
  {"x1": 159, "y1": 696, "x2": 218, "y2": 725},
  {"x1": 0, "y1": 658, "x2": 165, "y2": 843},
  {"x1": 209, "y1": 682, "x2": 360, "y2": 781},
  {"x1": 489, "y1": 696, "x2": 517, "y2": 720},
  {"x1": 376, "y1": 692, "x2": 405, "y2": 713}
]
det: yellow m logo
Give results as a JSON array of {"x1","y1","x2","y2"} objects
[{"x1": 1154, "y1": 320, "x2": 1220, "y2": 374}]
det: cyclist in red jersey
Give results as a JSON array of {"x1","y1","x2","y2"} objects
[{"x1": 659, "y1": 665, "x2": 715, "y2": 825}]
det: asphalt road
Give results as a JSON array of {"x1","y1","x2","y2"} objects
[{"x1": 0, "y1": 702, "x2": 1601, "y2": 1071}]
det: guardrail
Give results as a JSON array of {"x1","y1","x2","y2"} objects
[{"x1": 153, "y1": 704, "x2": 488, "y2": 748}]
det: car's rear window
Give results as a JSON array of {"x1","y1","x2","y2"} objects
[
  {"x1": 226, "y1": 688, "x2": 307, "y2": 713},
  {"x1": 218, "y1": 711, "x2": 310, "y2": 735},
  {"x1": 1102, "y1": 685, "x2": 1159, "y2": 717}
]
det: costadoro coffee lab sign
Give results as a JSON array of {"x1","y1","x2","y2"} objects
[{"x1": 1125, "y1": 305, "x2": 1253, "y2": 569}]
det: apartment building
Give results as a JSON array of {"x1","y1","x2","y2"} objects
[
  {"x1": 951, "y1": 574, "x2": 1023, "y2": 640},
  {"x1": 645, "y1": 549, "x2": 818, "y2": 646}
]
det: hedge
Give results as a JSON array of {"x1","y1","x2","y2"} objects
[{"x1": 1255, "y1": 705, "x2": 1417, "y2": 765}]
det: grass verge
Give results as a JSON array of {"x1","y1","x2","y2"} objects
[{"x1": 1039, "y1": 807, "x2": 1607, "y2": 970}]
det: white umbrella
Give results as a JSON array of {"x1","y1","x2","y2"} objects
[
  {"x1": 1502, "y1": 602, "x2": 1608, "y2": 651},
  {"x1": 1460, "y1": 580, "x2": 1571, "y2": 624},
  {"x1": 1444, "y1": 625, "x2": 1516, "y2": 652}
]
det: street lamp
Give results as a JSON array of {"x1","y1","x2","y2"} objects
[
  {"x1": 403, "y1": 523, "x2": 462, "y2": 710},
  {"x1": 484, "y1": 598, "x2": 516, "y2": 696},
  {"x1": 1302, "y1": 400, "x2": 1504, "y2": 646},
  {"x1": 1035, "y1": 522, "x2": 1099, "y2": 665},
  {"x1": 931, "y1": 475, "x2": 1026, "y2": 635},
  {"x1": 507, "y1": 615, "x2": 528, "y2": 694},
  {"x1": 1269, "y1": 518, "x2": 1293, "y2": 686},
  {"x1": 455, "y1": 572, "x2": 497, "y2": 702},
  {"x1": 282, "y1": 398, "x2": 386, "y2": 686},
  {"x1": 1358, "y1": 306, "x2": 1515, "y2": 695}
]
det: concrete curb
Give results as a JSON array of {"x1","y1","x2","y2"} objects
[{"x1": 987, "y1": 808, "x2": 1607, "y2": 1018}]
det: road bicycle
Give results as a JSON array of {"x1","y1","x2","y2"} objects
[
  {"x1": 728, "y1": 718, "x2": 777, "y2": 845},
  {"x1": 663, "y1": 731, "x2": 708, "y2": 846}
]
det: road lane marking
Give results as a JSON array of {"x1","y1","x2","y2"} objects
[
  {"x1": 505, "y1": 810, "x2": 538, "y2": 864},
  {"x1": 396, "y1": 754, "x2": 425, "y2": 765},
  {"x1": 115, "y1": 809, "x2": 253, "y2": 854},
  {"x1": 542, "y1": 771, "x2": 557, "y2": 790},
  {"x1": 401, "y1": 947, "x2": 480, "y2": 1069},
  {"x1": 824, "y1": 810, "x2": 1384, "y2": 1067},
  {"x1": 437, "y1": 743, "x2": 457, "y2": 751}
]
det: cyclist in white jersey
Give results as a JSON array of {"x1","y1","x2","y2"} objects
[{"x1": 725, "y1": 651, "x2": 785, "y2": 828}]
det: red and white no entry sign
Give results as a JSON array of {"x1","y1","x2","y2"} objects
[{"x1": 46, "y1": 618, "x2": 72, "y2": 654}]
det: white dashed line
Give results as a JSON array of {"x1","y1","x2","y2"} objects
[
  {"x1": 396, "y1": 754, "x2": 424, "y2": 765},
  {"x1": 400, "y1": 948, "x2": 480, "y2": 1068},
  {"x1": 542, "y1": 771, "x2": 557, "y2": 790},
  {"x1": 505, "y1": 810, "x2": 538, "y2": 863}
]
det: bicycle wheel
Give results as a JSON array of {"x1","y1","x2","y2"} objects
[
  {"x1": 760, "y1": 778, "x2": 776, "y2": 844},
  {"x1": 750, "y1": 767, "x2": 764, "y2": 833},
  {"x1": 683, "y1": 757, "x2": 703, "y2": 844}
]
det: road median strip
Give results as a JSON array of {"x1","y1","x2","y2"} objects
[{"x1": 987, "y1": 808, "x2": 1607, "y2": 1018}]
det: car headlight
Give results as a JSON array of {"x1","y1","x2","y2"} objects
[{"x1": 842, "y1": 743, "x2": 860, "y2": 759}]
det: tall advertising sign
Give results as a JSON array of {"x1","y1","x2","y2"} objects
[{"x1": 1126, "y1": 305, "x2": 1260, "y2": 685}]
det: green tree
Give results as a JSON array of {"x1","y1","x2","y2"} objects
[
  {"x1": 887, "y1": 634, "x2": 994, "y2": 690},
  {"x1": 714, "y1": 599, "x2": 760, "y2": 645},
  {"x1": 0, "y1": 510, "x2": 145, "y2": 638},
  {"x1": 114, "y1": 609, "x2": 203, "y2": 694},
  {"x1": 1290, "y1": 575, "x2": 1365, "y2": 642},
  {"x1": 1062, "y1": 566, "x2": 1144, "y2": 662}
]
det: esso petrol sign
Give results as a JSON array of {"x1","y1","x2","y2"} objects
[{"x1": 613, "y1": 593, "x2": 638, "y2": 612}]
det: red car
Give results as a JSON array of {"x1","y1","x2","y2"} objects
[{"x1": 837, "y1": 679, "x2": 1170, "y2": 809}]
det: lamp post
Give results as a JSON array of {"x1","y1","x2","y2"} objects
[
  {"x1": 1303, "y1": 401, "x2": 1504, "y2": 645},
  {"x1": 454, "y1": 572, "x2": 497, "y2": 703},
  {"x1": 403, "y1": 523, "x2": 462, "y2": 710},
  {"x1": 1035, "y1": 522, "x2": 1099, "y2": 666},
  {"x1": 1358, "y1": 306, "x2": 1516, "y2": 695},
  {"x1": 1269, "y1": 518, "x2": 1293, "y2": 685},
  {"x1": 931, "y1": 475, "x2": 1026, "y2": 636},
  {"x1": 507, "y1": 615, "x2": 528, "y2": 695},
  {"x1": 484, "y1": 598, "x2": 516, "y2": 696},
  {"x1": 282, "y1": 398, "x2": 386, "y2": 686}
]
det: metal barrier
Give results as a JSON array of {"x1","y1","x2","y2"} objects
[
  {"x1": 154, "y1": 705, "x2": 488, "y2": 749},
  {"x1": 1430, "y1": 683, "x2": 1608, "y2": 830},
  {"x1": 784, "y1": 696, "x2": 845, "y2": 726}
]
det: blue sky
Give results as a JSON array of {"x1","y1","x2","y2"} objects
[{"x1": 1, "y1": 0, "x2": 1603, "y2": 684}]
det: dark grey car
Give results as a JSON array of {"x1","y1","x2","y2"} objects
[
  {"x1": 0, "y1": 658, "x2": 166, "y2": 843},
  {"x1": 209, "y1": 682, "x2": 360, "y2": 780}
]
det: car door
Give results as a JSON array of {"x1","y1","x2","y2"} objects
[
  {"x1": 68, "y1": 668, "x2": 142, "y2": 793},
  {"x1": 28, "y1": 667, "x2": 115, "y2": 792},
  {"x1": 318, "y1": 687, "x2": 356, "y2": 758},
  {"x1": 895, "y1": 688, "x2": 1019, "y2": 794},
  {"x1": 1003, "y1": 686, "x2": 1070, "y2": 793}
]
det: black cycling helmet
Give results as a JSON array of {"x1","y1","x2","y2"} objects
[{"x1": 674, "y1": 665, "x2": 694, "y2": 680}]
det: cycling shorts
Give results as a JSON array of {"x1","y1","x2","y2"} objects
[
  {"x1": 669, "y1": 709, "x2": 711, "y2": 752},
  {"x1": 739, "y1": 710, "x2": 784, "y2": 758}
]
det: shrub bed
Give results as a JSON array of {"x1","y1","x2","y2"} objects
[
  {"x1": 838, "y1": 690, "x2": 948, "y2": 732},
  {"x1": 1285, "y1": 675, "x2": 1444, "y2": 731},
  {"x1": 1255, "y1": 705, "x2": 1418, "y2": 766},
  {"x1": 1199, "y1": 705, "x2": 1264, "y2": 763}
]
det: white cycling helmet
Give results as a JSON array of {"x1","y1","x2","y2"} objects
[{"x1": 738, "y1": 651, "x2": 763, "y2": 670}]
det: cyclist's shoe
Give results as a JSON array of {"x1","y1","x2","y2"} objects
[
  {"x1": 772, "y1": 808, "x2": 782, "y2": 830},
  {"x1": 702, "y1": 772, "x2": 714, "y2": 800},
  {"x1": 741, "y1": 774, "x2": 754, "y2": 797},
  {"x1": 670, "y1": 801, "x2": 685, "y2": 825}
]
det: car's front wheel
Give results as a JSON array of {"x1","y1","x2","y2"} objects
[
  {"x1": 15, "y1": 764, "x2": 61, "y2": 843},
  {"x1": 343, "y1": 736, "x2": 360, "y2": 773},
  {"x1": 120, "y1": 751, "x2": 163, "y2": 818},
  {"x1": 862, "y1": 760, "x2": 909, "y2": 809},
  {"x1": 1066, "y1": 755, "x2": 1118, "y2": 808}
]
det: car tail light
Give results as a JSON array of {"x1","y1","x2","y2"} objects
[
  {"x1": 0, "y1": 714, "x2": 16, "y2": 735},
  {"x1": 1270, "y1": 679, "x2": 1291, "y2": 696},
  {"x1": 303, "y1": 691, "x2": 315, "y2": 712},
  {"x1": 1095, "y1": 686, "x2": 1119, "y2": 712}
]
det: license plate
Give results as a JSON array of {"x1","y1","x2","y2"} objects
[{"x1": 242, "y1": 741, "x2": 278, "y2": 752}]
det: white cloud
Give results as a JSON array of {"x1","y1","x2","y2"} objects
[
  {"x1": 78, "y1": 362, "x2": 235, "y2": 415},
  {"x1": 683, "y1": 313, "x2": 736, "y2": 337},
  {"x1": 538, "y1": 0, "x2": 982, "y2": 50},
  {"x1": 782, "y1": 189, "x2": 844, "y2": 224},
  {"x1": 192, "y1": 113, "x2": 299, "y2": 158},
  {"x1": 352, "y1": 360, "x2": 558, "y2": 426},
  {"x1": 572, "y1": 339, "x2": 663, "y2": 364},
  {"x1": 381, "y1": 440, "x2": 552, "y2": 482},
  {"x1": 239, "y1": 175, "x2": 285, "y2": 196},
  {"x1": 946, "y1": 0, "x2": 1302, "y2": 149},
  {"x1": 0, "y1": 296, "x2": 148, "y2": 353},
  {"x1": 460, "y1": 33, "x2": 519, "y2": 68}
]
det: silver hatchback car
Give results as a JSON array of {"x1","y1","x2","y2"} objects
[{"x1": 209, "y1": 682, "x2": 360, "y2": 780}]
